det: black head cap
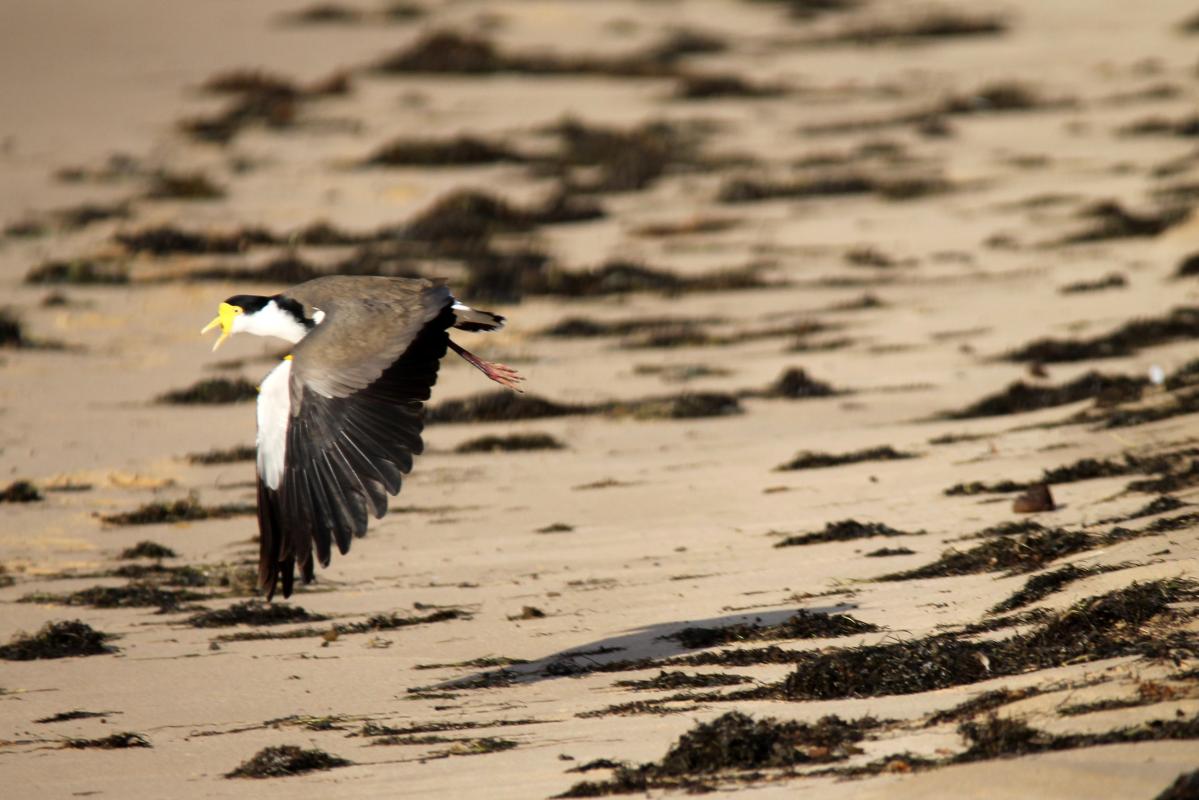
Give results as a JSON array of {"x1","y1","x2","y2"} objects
[{"x1": 223, "y1": 295, "x2": 272, "y2": 314}]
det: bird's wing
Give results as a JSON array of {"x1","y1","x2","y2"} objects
[{"x1": 255, "y1": 284, "x2": 454, "y2": 599}]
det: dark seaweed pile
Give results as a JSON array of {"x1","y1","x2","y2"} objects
[
  {"x1": 664, "y1": 610, "x2": 878, "y2": 648},
  {"x1": 775, "y1": 520, "x2": 920, "y2": 548},
  {"x1": 0, "y1": 620, "x2": 116, "y2": 660},
  {"x1": 776, "y1": 446, "x2": 915, "y2": 471},
  {"x1": 1006, "y1": 307, "x2": 1199, "y2": 363},
  {"x1": 226, "y1": 745, "x2": 352, "y2": 778},
  {"x1": 101, "y1": 496, "x2": 256, "y2": 525}
]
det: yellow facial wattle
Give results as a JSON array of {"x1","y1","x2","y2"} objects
[{"x1": 200, "y1": 302, "x2": 241, "y2": 351}]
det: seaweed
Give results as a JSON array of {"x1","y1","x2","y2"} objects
[
  {"x1": 633, "y1": 217, "x2": 739, "y2": 238},
  {"x1": 109, "y1": 561, "x2": 257, "y2": 594},
  {"x1": 540, "y1": 315, "x2": 723, "y2": 339},
  {"x1": 1060, "y1": 273, "x2": 1127, "y2": 294},
  {"x1": 215, "y1": 608, "x2": 464, "y2": 642},
  {"x1": 187, "y1": 444, "x2": 256, "y2": 464},
  {"x1": 1009, "y1": 308, "x2": 1199, "y2": 363},
  {"x1": 0, "y1": 480, "x2": 42, "y2": 503},
  {"x1": 813, "y1": 9, "x2": 1007, "y2": 45},
  {"x1": 188, "y1": 600, "x2": 326, "y2": 628},
  {"x1": 955, "y1": 712, "x2": 1199, "y2": 763},
  {"x1": 557, "y1": 712, "x2": 881, "y2": 796},
  {"x1": 0, "y1": 620, "x2": 116, "y2": 660},
  {"x1": 35, "y1": 710, "x2": 115, "y2": 724},
  {"x1": 364, "y1": 135, "x2": 524, "y2": 167},
  {"x1": 945, "y1": 371, "x2": 1145, "y2": 417},
  {"x1": 925, "y1": 688, "x2": 1041, "y2": 726},
  {"x1": 751, "y1": 367, "x2": 839, "y2": 399},
  {"x1": 118, "y1": 541, "x2": 178, "y2": 560},
  {"x1": 865, "y1": 546, "x2": 915, "y2": 557},
  {"x1": 20, "y1": 583, "x2": 203, "y2": 612},
  {"x1": 775, "y1": 519, "x2": 918, "y2": 548},
  {"x1": 445, "y1": 737, "x2": 518, "y2": 756},
  {"x1": 454, "y1": 433, "x2": 565, "y2": 453},
  {"x1": 101, "y1": 496, "x2": 255, "y2": 525},
  {"x1": 117, "y1": 225, "x2": 275, "y2": 255},
  {"x1": 606, "y1": 392, "x2": 742, "y2": 420},
  {"x1": 158, "y1": 377, "x2": 258, "y2": 404},
  {"x1": 664, "y1": 610, "x2": 878, "y2": 648},
  {"x1": 990, "y1": 563, "x2": 1132, "y2": 613},
  {"x1": 144, "y1": 170, "x2": 225, "y2": 200},
  {"x1": 614, "y1": 671, "x2": 752, "y2": 691},
  {"x1": 25, "y1": 259, "x2": 129, "y2": 285},
  {"x1": 878, "y1": 527, "x2": 1094, "y2": 581},
  {"x1": 374, "y1": 29, "x2": 724, "y2": 79},
  {"x1": 939, "y1": 82, "x2": 1062, "y2": 115},
  {"x1": 782, "y1": 579, "x2": 1198, "y2": 701},
  {"x1": 282, "y1": 3, "x2": 365, "y2": 24},
  {"x1": 0, "y1": 310, "x2": 23, "y2": 347},
  {"x1": 1056, "y1": 201, "x2": 1188, "y2": 245},
  {"x1": 673, "y1": 73, "x2": 784, "y2": 100},
  {"x1": 63, "y1": 732, "x2": 151, "y2": 749},
  {"x1": 428, "y1": 392, "x2": 585, "y2": 423},
  {"x1": 181, "y1": 68, "x2": 349, "y2": 144},
  {"x1": 1120, "y1": 113, "x2": 1199, "y2": 138},
  {"x1": 226, "y1": 745, "x2": 352, "y2": 778},
  {"x1": 1155, "y1": 770, "x2": 1199, "y2": 800},
  {"x1": 404, "y1": 189, "x2": 602, "y2": 248},
  {"x1": 718, "y1": 170, "x2": 949, "y2": 203},
  {"x1": 544, "y1": 118, "x2": 708, "y2": 193},
  {"x1": 776, "y1": 446, "x2": 915, "y2": 471},
  {"x1": 537, "y1": 523, "x2": 574, "y2": 534}
]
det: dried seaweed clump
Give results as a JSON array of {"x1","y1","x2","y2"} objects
[
  {"x1": 364, "y1": 135, "x2": 523, "y2": 167},
  {"x1": 718, "y1": 170, "x2": 949, "y2": 203},
  {"x1": 101, "y1": 495, "x2": 255, "y2": 526},
  {"x1": 158, "y1": 377, "x2": 258, "y2": 404},
  {"x1": 945, "y1": 371, "x2": 1145, "y2": 418},
  {"x1": 181, "y1": 68, "x2": 350, "y2": 144},
  {"x1": 0, "y1": 620, "x2": 116, "y2": 660},
  {"x1": 226, "y1": 745, "x2": 352, "y2": 778},
  {"x1": 188, "y1": 600, "x2": 327, "y2": 628},
  {"x1": 607, "y1": 392, "x2": 742, "y2": 420},
  {"x1": 428, "y1": 392, "x2": 587, "y2": 423},
  {"x1": 119, "y1": 541, "x2": 178, "y2": 559},
  {"x1": 558, "y1": 712, "x2": 879, "y2": 796},
  {"x1": 0, "y1": 480, "x2": 42, "y2": 503},
  {"x1": 1056, "y1": 201, "x2": 1188, "y2": 245},
  {"x1": 64, "y1": 732, "x2": 151, "y2": 749},
  {"x1": 776, "y1": 445, "x2": 915, "y2": 471},
  {"x1": 25, "y1": 259, "x2": 129, "y2": 285},
  {"x1": 545, "y1": 118, "x2": 709, "y2": 193},
  {"x1": 752, "y1": 367, "x2": 839, "y2": 399},
  {"x1": 454, "y1": 433, "x2": 565, "y2": 453},
  {"x1": 402, "y1": 189, "x2": 601, "y2": 250},
  {"x1": 782, "y1": 579, "x2": 1197, "y2": 701},
  {"x1": 187, "y1": 444, "x2": 257, "y2": 465},
  {"x1": 775, "y1": 519, "x2": 918, "y2": 547},
  {"x1": 878, "y1": 526, "x2": 1093, "y2": 581},
  {"x1": 21, "y1": 583, "x2": 203, "y2": 612},
  {"x1": 665, "y1": 609, "x2": 878, "y2": 649},
  {"x1": 814, "y1": 9, "x2": 1008, "y2": 45},
  {"x1": 1007, "y1": 307, "x2": 1199, "y2": 363}
]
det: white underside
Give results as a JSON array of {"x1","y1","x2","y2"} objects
[{"x1": 256, "y1": 359, "x2": 292, "y2": 490}]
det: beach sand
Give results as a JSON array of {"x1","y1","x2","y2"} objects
[{"x1": 2, "y1": 1, "x2": 1198, "y2": 797}]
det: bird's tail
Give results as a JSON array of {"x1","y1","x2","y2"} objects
[{"x1": 451, "y1": 302, "x2": 505, "y2": 333}]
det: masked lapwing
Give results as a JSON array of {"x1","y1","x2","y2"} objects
[{"x1": 201, "y1": 275, "x2": 521, "y2": 599}]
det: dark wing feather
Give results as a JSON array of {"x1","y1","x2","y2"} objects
[{"x1": 258, "y1": 303, "x2": 453, "y2": 599}]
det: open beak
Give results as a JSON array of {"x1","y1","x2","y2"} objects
[{"x1": 201, "y1": 302, "x2": 239, "y2": 352}]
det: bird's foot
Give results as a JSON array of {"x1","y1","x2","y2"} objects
[{"x1": 449, "y1": 341, "x2": 525, "y2": 392}]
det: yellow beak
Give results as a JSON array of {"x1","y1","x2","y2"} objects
[{"x1": 201, "y1": 302, "x2": 239, "y2": 352}]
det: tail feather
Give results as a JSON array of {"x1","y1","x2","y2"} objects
[{"x1": 451, "y1": 302, "x2": 504, "y2": 333}]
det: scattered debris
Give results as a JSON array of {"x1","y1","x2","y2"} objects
[
  {"x1": 25, "y1": 259, "x2": 129, "y2": 285},
  {"x1": 945, "y1": 371, "x2": 1145, "y2": 417},
  {"x1": 187, "y1": 444, "x2": 257, "y2": 464},
  {"x1": 1060, "y1": 273, "x2": 1127, "y2": 294}
]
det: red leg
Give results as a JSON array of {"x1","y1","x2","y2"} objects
[{"x1": 448, "y1": 340, "x2": 524, "y2": 392}]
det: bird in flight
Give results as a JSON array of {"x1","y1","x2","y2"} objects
[{"x1": 201, "y1": 276, "x2": 521, "y2": 598}]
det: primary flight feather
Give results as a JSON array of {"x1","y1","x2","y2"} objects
[{"x1": 201, "y1": 276, "x2": 520, "y2": 599}]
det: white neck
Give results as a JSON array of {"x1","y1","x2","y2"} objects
[{"x1": 235, "y1": 300, "x2": 312, "y2": 344}]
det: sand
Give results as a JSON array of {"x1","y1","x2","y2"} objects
[{"x1": 2, "y1": 0, "x2": 1198, "y2": 797}]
